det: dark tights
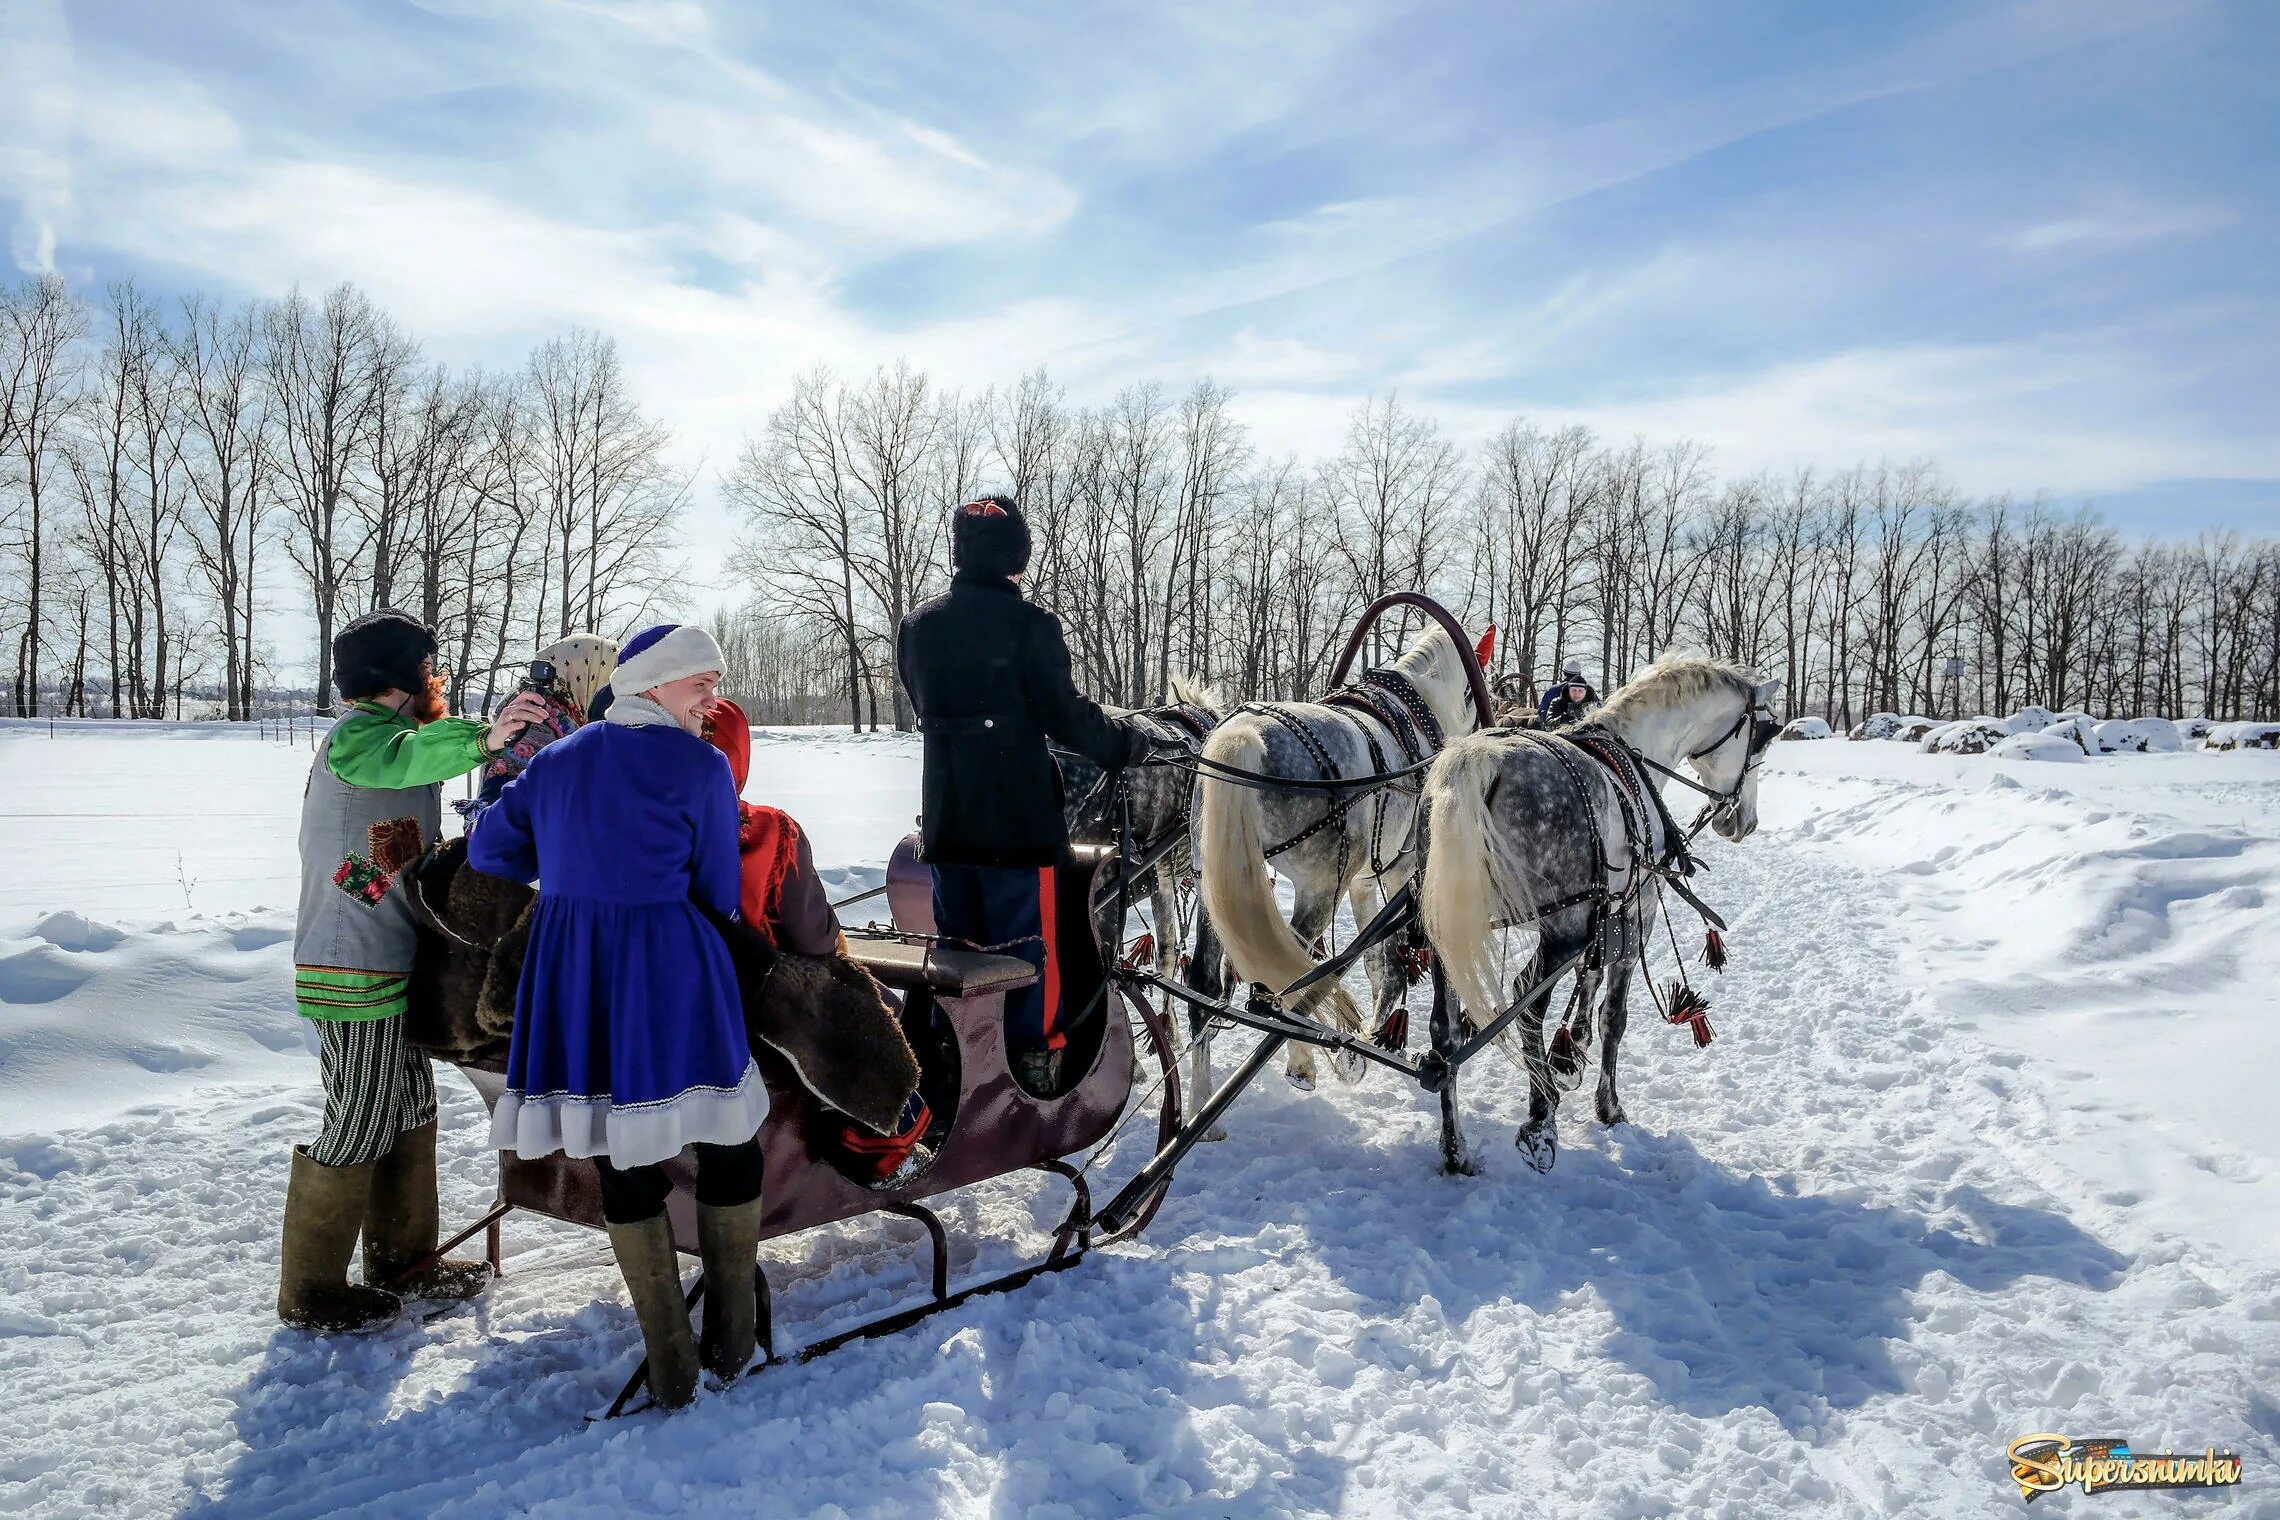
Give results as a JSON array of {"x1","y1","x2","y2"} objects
[{"x1": 595, "y1": 1137, "x2": 764, "y2": 1225}]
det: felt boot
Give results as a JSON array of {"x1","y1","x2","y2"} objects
[
  {"x1": 696, "y1": 1198, "x2": 765, "y2": 1382},
  {"x1": 606, "y1": 1213, "x2": 699, "y2": 1410},
  {"x1": 277, "y1": 1147, "x2": 401, "y2": 1333},
  {"x1": 363, "y1": 1120, "x2": 490, "y2": 1301}
]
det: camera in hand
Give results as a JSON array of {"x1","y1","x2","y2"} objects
[{"x1": 519, "y1": 659, "x2": 557, "y2": 695}]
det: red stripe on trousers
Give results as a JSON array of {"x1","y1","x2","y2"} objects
[{"x1": 1037, "y1": 866, "x2": 1063, "y2": 1049}]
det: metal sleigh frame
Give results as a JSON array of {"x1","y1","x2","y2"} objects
[{"x1": 398, "y1": 592, "x2": 1537, "y2": 1408}]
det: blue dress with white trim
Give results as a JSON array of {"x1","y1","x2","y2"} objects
[{"x1": 467, "y1": 717, "x2": 767, "y2": 1168}]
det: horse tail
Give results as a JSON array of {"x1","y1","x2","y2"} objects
[
  {"x1": 1196, "y1": 717, "x2": 1362, "y2": 1032},
  {"x1": 1422, "y1": 733, "x2": 1529, "y2": 1024}
]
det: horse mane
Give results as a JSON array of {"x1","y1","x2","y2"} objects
[
  {"x1": 1597, "y1": 651, "x2": 1757, "y2": 721},
  {"x1": 1390, "y1": 620, "x2": 1476, "y2": 732},
  {"x1": 1167, "y1": 673, "x2": 1228, "y2": 717}
]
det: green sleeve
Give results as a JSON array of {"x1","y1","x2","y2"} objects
[{"x1": 327, "y1": 711, "x2": 490, "y2": 789}]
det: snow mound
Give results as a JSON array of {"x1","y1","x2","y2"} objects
[
  {"x1": 1922, "y1": 719, "x2": 2011, "y2": 755},
  {"x1": 2042, "y1": 715, "x2": 2108, "y2": 754},
  {"x1": 0, "y1": 913, "x2": 307, "y2": 1132},
  {"x1": 1780, "y1": 716, "x2": 1832, "y2": 741},
  {"x1": 2205, "y1": 721, "x2": 2280, "y2": 751},
  {"x1": 1847, "y1": 712, "x2": 1901, "y2": 740},
  {"x1": 2008, "y1": 705, "x2": 2059, "y2": 732},
  {"x1": 2095, "y1": 717, "x2": 2182, "y2": 754},
  {"x1": 2173, "y1": 717, "x2": 2216, "y2": 744},
  {"x1": 1991, "y1": 732, "x2": 2086, "y2": 763},
  {"x1": 1891, "y1": 717, "x2": 1938, "y2": 743}
]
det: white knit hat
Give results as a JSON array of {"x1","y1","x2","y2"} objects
[{"x1": 612, "y1": 623, "x2": 725, "y2": 696}]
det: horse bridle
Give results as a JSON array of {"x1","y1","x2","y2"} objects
[{"x1": 1627, "y1": 698, "x2": 1780, "y2": 827}]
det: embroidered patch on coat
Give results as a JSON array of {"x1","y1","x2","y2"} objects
[
  {"x1": 367, "y1": 817, "x2": 424, "y2": 877},
  {"x1": 332, "y1": 853, "x2": 393, "y2": 906}
]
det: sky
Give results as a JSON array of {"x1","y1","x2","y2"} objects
[{"x1": 4, "y1": 0, "x2": 2276, "y2": 611}]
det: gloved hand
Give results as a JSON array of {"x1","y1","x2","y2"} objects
[{"x1": 1121, "y1": 715, "x2": 1188, "y2": 766}]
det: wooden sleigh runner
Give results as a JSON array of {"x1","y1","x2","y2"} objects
[{"x1": 397, "y1": 835, "x2": 1184, "y2": 1413}]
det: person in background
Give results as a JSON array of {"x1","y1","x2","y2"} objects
[
  {"x1": 461, "y1": 633, "x2": 620, "y2": 819},
  {"x1": 1537, "y1": 656, "x2": 1602, "y2": 727},
  {"x1": 700, "y1": 699, "x2": 932, "y2": 1184},
  {"x1": 280, "y1": 610, "x2": 552, "y2": 1333},
  {"x1": 895, "y1": 494, "x2": 1149, "y2": 1095},
  {"x1": 467, "y1": 623, "x2": 763, "y2": 1411}
]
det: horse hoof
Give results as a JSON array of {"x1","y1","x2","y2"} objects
[
  {"x1": 1200, "y1": 1124, "x2": 1229, "y2": 1143},
  {"x1": 1516, "y1": 1123, "x2": 1558, "y2": 1174},
  {"x1": 1285, "y1": 1071, "x2": 1317, "y2": 1093},
  {"x1": 1597, "y1": 1103, "x2": 1627, "y2": 1127},
  {"x1": 1328, "y1": 1049, "x2": 1367, "y2": 1084},
  {"x1": 1441, "y1": 1150, "x2": 1480, "y2": 1178}
]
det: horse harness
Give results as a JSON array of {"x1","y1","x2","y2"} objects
[
  {"x1": 1482, "y1": 697, "x2": 1778, "y2": 952},
  {"x1": 1249, "y1": 669, "x2": 1445, "y2": 874}
]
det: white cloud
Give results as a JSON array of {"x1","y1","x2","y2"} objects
[
  {"x1": 1994, "y1": 201, "x2": 2231, "y2": 254},
  {"x1": 654, "y1": 103, "x2": 1076, "y2": 247}
]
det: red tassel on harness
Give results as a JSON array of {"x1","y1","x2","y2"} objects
[
  {"x1": 1121, "y1": 931, "x2": 1155, "y2": 972},
  {"x1": 1474, "y1": 625, "x2": 1497, "y2": 671},
  {"x1": 1663, "y1": 983, "x2": 1715, "y2": 1048},
  {"x1": 1398, "y1": 942, "x2": 1432, "y2": 985},
  {"x1": 1703, "y1": 928, "x2": 1727, "y2": 972}
]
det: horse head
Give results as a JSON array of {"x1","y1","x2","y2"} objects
[{"x1": 1598, "y1": 655, "x2": 1783, "y2": 841}]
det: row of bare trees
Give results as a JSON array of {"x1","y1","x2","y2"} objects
[
  {"x1": 13, "y1": 289, "x2": 2274, "y2": 729},
  {"x1": 729, "y1": 370, "x2": 2280, "y2": 728},
  {"x1": 0, "y1": 276, "x2": 684, "y2": 718}
]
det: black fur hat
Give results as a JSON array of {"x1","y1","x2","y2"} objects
[
  {"x1": 950, "y1": 493, "x2": 1031, "y2": 579},
  {"x1": 334, "y1": 609, "x2": 438, "y2": 701}
]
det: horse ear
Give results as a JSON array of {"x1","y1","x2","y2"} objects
[{"x1": 1753, "y1": 678, "x2": 1784, "y2": 707}]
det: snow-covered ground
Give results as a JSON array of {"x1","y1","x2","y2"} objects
[{"x1": 2, "y1": 721, "x2": 2276, "y2": 1517}]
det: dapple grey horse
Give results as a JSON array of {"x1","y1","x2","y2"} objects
[{"x1": 1420, "y1": 655, "x2": 1780, "y2": 1176}]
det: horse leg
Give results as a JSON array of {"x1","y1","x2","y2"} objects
[
  {"x1": 1429, "y1": 962, "x2": 1476, "y2": 1176},
  {"x1": 1513, "y1": 939, "x2": 1580, "y2": 1174},
  {"x1": 1179, "y1": 876, "x2": 1228, "y2": 1141},
  {"x1": 1594, "y1": 956, "x2": 1636, "y2": 1127},
  {"x1": 1283, "y1": 881, "x2": 1341, "y2": 1090},
  {"x1": 1546, "y1": 963, "x2": 1602, "y2": 1087},
  {"x1": 1349, "y1": 876, "x2": 1410, "y2": 1052},
  {"x1": 1150, "y1": 861, "x2": 1181, "y2": 982}
]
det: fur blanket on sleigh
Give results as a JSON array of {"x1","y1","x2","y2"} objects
[{"x1": 401, "y1": 837, "x2": 919, "y2": 1136}]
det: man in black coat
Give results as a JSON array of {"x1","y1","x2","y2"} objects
[{"x1": 897, "y1": 494, "x2": 1146, "y2": 1092}]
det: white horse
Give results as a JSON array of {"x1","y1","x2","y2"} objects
[
  {"x1": 1194, "y1": 621, "x2": 1483, "y2": 1098},
  {"x1": 1420, "y1": 655, "x2": 1780, "y2": 1175}
]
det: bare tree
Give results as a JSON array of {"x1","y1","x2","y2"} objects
[
  {"x1": 170, "y1": 294, "x2": 272, "y2": 719},
  {"x1": 266, "y1": 284, "x2": 385, "y2": 708},
  {"x1": 1, "y1": 275, "x2": 84, "y2": 715}
]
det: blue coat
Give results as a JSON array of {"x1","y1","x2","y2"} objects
[{"x1": 467, "y1": 718, "x2": 768, "y2": 1167}]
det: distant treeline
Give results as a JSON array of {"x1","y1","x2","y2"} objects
[
  {"x1": 9, "y1": 275, "x2": 2276, "y2": 728},
  {"x1": 1, "y1": 276, "x2": 681, "y2": 720},
  {"x1": 726, "y1": 367, "x2": 2280, "y2": 727}
]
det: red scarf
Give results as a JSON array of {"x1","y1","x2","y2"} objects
[{"x1": 703, "y1": 697, "x2": 801, "y2": 944}]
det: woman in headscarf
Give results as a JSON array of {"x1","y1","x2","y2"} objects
[
  {"x1": 700, "y1": 699, "x2": 932, "y2": 1183},
  {"x1": 460, "y1": 634, "x2": 621, "y2": 819},
  {"x1": 466, "y1": 622, "x2": 762, "y2": 1411}
]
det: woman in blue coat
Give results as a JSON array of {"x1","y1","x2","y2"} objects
[{"x1": 468, "y1": 622, "x2": 761, "y2": 1409}]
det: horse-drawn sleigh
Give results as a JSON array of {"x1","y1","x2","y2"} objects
[{"x1": 392, "y1": 593, "x2": 1781, "y2": 1411}]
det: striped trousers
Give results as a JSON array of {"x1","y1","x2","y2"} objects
[{"x1": 309, "y1": 1015, "x2": 438, "y2": 1167}]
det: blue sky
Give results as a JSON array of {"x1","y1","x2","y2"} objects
[{"x1": 4, "y1": 0, "x2": 2275, "y2": 573}]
